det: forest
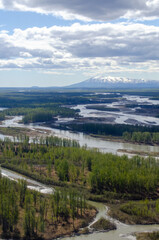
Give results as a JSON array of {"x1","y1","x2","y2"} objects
[
  {"x1": 0, "y1": 136, "x2": 159, "y2": 199},
  {"x1": 65, "y1": 122, "x2": 159, "y2": 138},
  {"x1": 0, "y1": 169, "x2": 94, "y2": 239},
  {"x1": 2, "y1": 106, "x2": 79, "y2": 123},
  {"x1": 0, "y1": 90, "x2": 120, "y2": 108},
  {"x1": 123, "y1": 131, "x2": 159, "y2": 144},
  {"x1": 86, "y1": 105, "x2": 120, "y2": 112}
]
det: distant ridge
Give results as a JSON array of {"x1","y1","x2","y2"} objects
[
  {"x1": 66, "y1": 76, "x2": 159, "y2": 89},
  {"x1": 31, "y1": 86, "x2": 39, "y2": 88}
]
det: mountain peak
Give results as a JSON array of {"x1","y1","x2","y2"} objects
[
  {"x1": 67, "y1": 76, "x2": 159, "y2": 89},
  {"x1": 88, "y1": 76, "x2": 147, "y2": 83}
]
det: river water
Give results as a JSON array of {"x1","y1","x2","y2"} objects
[
  {"x1": 73, "y1": 103, "x2": 159, "y2": 126},
  {"x1": 1, "y1": 168, "x2": 54, "y2": 194},
  {"x1": 0, "y1": 116, "x2": 159, "y2": 157},
  {"x1": 72, "y1": 94, "x2": 159, "y2": 126},
  {"x1": 64, "y1": 201, "x2": 159, "y2": 240},
  {"x1": 1, "y1": 167, "x2": 159, "y2": 240}
]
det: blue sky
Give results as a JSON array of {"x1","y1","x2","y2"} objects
[
  {"x1": 0, "y1": 10, "x2": 80, "y2": 32},
  {"x1": 0, "y1": 0, "x2": 159, "y2": 87}
]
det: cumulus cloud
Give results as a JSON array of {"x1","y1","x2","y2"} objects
[
  {"x1": 0, "y1": 0, "x2": 159, "y2": 21},
  {"x1": 0, "y1": 23, "x2": 159, "y2": 74}
]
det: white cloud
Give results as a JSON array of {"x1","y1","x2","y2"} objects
[
  {"x1": 0, "y1": 23, "x2": 159, "y2": 75},
  {"x1": 0, "y1": 1, "x2": 3, "y2": 9},
  {"x1": 0, "y1": 0, "x2": 159, "y2": 21},
  {"x1": 19, "y1": 52, "x2": 32, "y2": 58}
]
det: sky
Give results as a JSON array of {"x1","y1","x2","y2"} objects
[{"x1": 0, "y1": 0, "x2": 159, "y2": 87}]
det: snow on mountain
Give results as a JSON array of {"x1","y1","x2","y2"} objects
[{"x1": 67, "y1": 76, "x2": 159, "y2": 89}]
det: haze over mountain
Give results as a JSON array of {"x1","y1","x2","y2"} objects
[{"x1": 67, "y1": 76, "x2": 159, "y2": 89}]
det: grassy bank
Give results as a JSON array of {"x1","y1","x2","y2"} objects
[
  {"x1": 90, "y1": 217, "x2": 116, "y2": 231},
  {"x1": 109, "y1": 200, "x2": 159, "y2": 225},
  {"x1": 0, "y1": 127, "x2": 29, "y2": 136},
  {"x1": 136, "y1": 232, "x2": 159, "y2": 240}
]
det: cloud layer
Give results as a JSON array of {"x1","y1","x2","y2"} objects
[
  {"x1": 0, "y1": 23, "x2": 159, "y2": 75},
  {"x1": 0, "y1": 0, "x2": 159, "y2": 21}
]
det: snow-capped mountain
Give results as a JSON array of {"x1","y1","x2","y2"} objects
[{"x1": 67, "y1": 76, "x2": 159, "y2": 89}]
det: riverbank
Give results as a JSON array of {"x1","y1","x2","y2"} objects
[
  {"x1": 108, "y1": 200, "x2": 159, "y2": 225},
  {"x1": 1, "y1": 124, "x2": 158, "y2": 155},
  {"x1": 117, "y1": 149, "x2": 159, "y2": 157},
  {"x1": 37, "y1": 207, "x2": 97, "y2": 240},
  {"x1": 0, "y1": 208, "x2": 97, "y2": 240},
  {"x1": 1, "y1": 115, "x2": 159, "y2": 159},
  {"x1": 136, "y1": 231, "x2": 159, "y2": 240},
  {"x1": 42, "y1": 119, "x2": 159, "y2": 149},
  {"x1": 0, "y1": 126, "x2": 30, "y2": 136},
  {"x1": 90, "y1": 217, "x2": 116, "y2": 231},
  {"x1": 89, "y1": 133, "x2": 159, "y2": 147},
  {"x1": 0, "y1": 126, "x2": 52, "y2": 138}
]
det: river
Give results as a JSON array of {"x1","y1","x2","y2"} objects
[
  {"x1": 0, "y1": 93, "x2": 159, "y2": 157},
  {"x1": 0, "y1": 95, "x2": 159, "y2": 239},
  {"x1": 72, "y1": 94, "x2": 159, "y2": 126},
  {"x1": 1, "y1": 167, "x2": 54, "y2": 194},
  {"x1": 1, "y1": 167, "x2": 159, "y2": 240},
  {"x1": 0, "y1": 116, "x2": 159, "y2": 157}
]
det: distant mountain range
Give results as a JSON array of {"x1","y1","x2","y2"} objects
[{"x1": 67, "y1": 76, "x2": 159, "y2": 89}]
